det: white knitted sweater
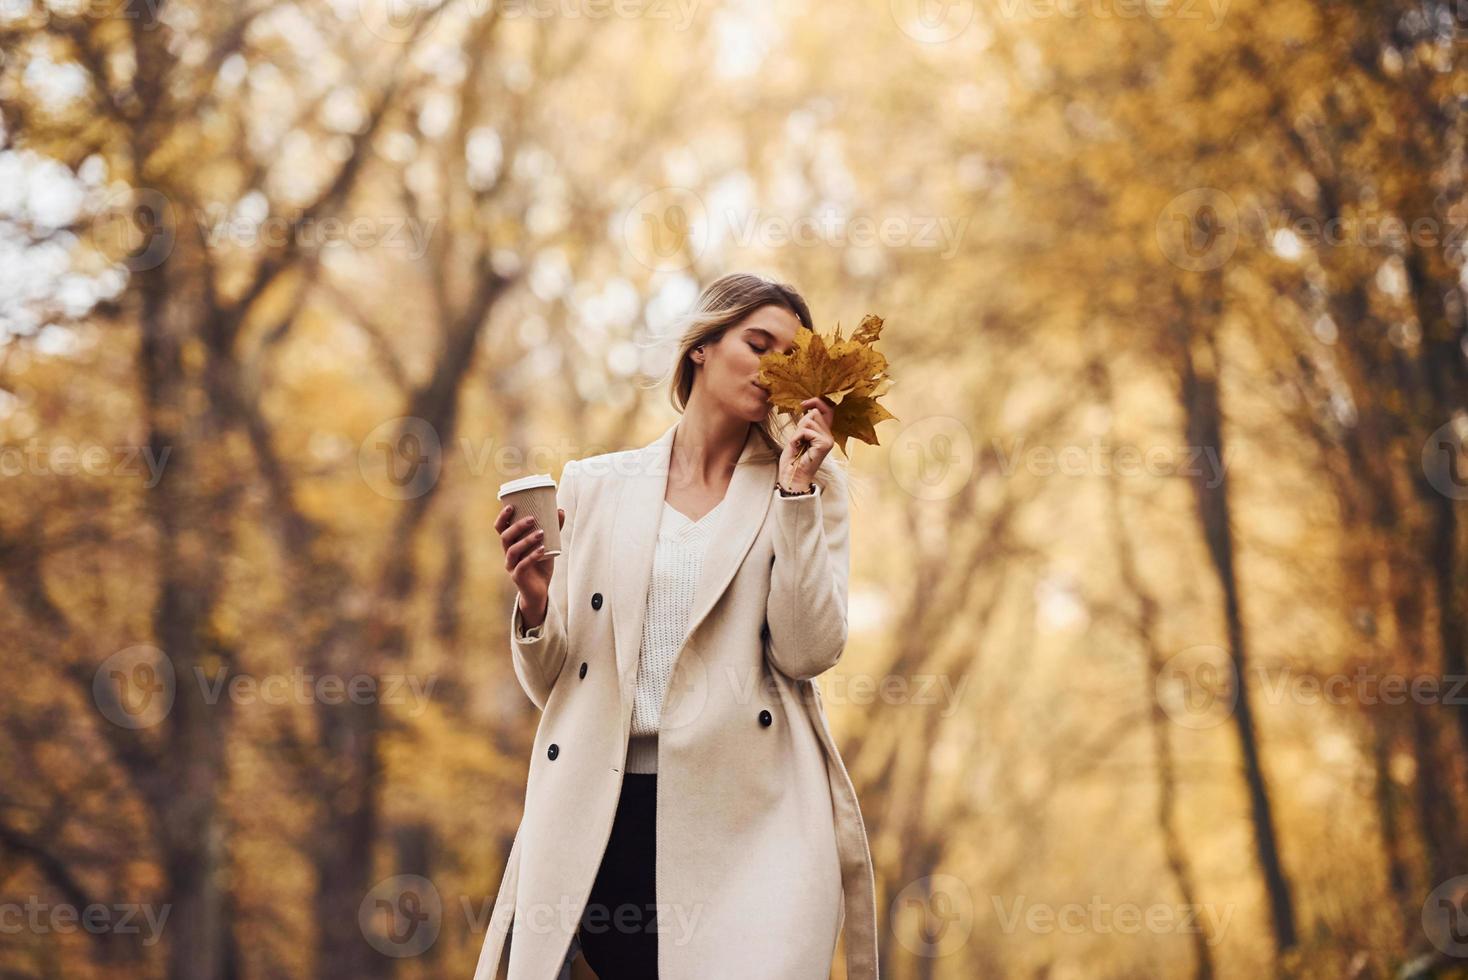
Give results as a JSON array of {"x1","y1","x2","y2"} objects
[{"x1": 624, "y1": 497, "x2": 726, "y2": 773}]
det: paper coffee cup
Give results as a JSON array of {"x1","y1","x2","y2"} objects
[{"x1": 497, "y1": 474, "x2": 562, "y2": 559}]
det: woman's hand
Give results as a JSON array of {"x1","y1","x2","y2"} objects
[
  {"x1": 496, "y1": 504, "x2": 565, "y2": 628},
  {"x1": 778, "y1": 396, "x2": 836, "y2": 491}
]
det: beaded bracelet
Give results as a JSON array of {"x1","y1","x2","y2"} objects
[{"x1": 776, "y1": 479, "x2": 816, "y2": 496}]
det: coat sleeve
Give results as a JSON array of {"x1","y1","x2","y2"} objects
[
  {"x1": 508, "y1": 459, "x2": 580, "y2": 710},
  {"x1": 764, "y1": 479, "x2": 851, "y2": 681}
]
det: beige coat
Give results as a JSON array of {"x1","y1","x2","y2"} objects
[{"x1": 473, "y1": 419, "x2": 880, "y2": 979}]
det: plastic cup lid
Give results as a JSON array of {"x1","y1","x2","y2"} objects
[{"x1": 497, "y1": 474, "x2": 556, "y2": 498}]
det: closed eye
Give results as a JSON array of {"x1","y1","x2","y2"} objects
[{"x1": 748, "y1": 342, "x2": 767, "y2": 354}]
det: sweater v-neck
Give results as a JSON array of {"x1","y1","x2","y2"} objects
[{"x1": 662, "y1": 496, "x2": 725, "y2": 528}]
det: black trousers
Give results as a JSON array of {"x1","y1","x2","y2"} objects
[{"x1": 578, "y1": 772, "x2": 658, "y2": 979}]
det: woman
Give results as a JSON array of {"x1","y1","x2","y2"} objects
[{"x1": 477, "y1": 273, "x2": 879, "y2": 980}]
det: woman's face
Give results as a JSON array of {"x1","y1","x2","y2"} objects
[{"x1": 697, "y1": 304, "x2": 803, "y2": 422}]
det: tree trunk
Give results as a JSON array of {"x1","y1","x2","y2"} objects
[
  {"x1": 1103, "y1": 423, "x2": 1217, "y2": 980},
  {"x1": 137, "y1": 262, "x2": 236, "y2": 980},
  {"x1": 1178, "y1": 325, "x2": 1299, "y2": 957}
]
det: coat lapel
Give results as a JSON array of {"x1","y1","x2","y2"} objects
[{"x1": 609, "y1": 419, "x2": 778, "y2": 704}]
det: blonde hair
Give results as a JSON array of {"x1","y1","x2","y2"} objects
[{"x1": 645, "y1": 272, "x2": 860, "y2": 507}]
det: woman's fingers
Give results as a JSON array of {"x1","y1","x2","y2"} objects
[
  {"x1": 506, "y1": 537, "x2": 546, "y2": 574},
  {"x1": 510, "y1": 542, "x2": 549, "y2": 576},
  {"x1": 789, "y1": 412, "x2": 832, "y2": 461},
  {"x1": 794, "y1": 414, "x2": 829, "y2": 443},
  {"x1": 498, "y1": 510, "x2": 539, "y2": 551},
  {"x1": 497, "y1": 504, "x2": 561, "y2": 579},
  {"x1": 495, "y1": 504, "x2": 522, "y2": 537},
  {"x1": 800, "y1": 396, "x2": 834, "y2": 422},
  {"x1": 795, "y1": 403, "x2": 832, "y2": 437},
  {"x1": 503, "y1": 521, "x2": 545, "y2": 569}
]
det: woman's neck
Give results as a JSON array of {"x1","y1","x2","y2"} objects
[{"x1": 669, "y1": 411, "x2": 748, "y2": 491}]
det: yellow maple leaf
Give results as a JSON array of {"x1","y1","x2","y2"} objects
[{"x1": 757, "y1": 314, "x2": 898, "y2": 457}]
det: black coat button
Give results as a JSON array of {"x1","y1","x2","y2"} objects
[
  {"x1": 547, "y1": 743, "x2": 559, "y2": 760},
  {"x1": 758, "y1": 709, "x2": 772, "y2": 727},
  {"x1": 578, "y1": 661, "x2": 588, "y2": 679},
  {"x1": 591, "y1": 592, "x2": 603, "y2": 610}
]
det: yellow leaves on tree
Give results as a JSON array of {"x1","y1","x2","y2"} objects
[{"x1": 756, "y1": 314, "x2": 898, "y2": 457}]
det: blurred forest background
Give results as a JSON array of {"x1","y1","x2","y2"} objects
[{"x1": 2, "y1": 0, "x2": 1467, "y2": 977}]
